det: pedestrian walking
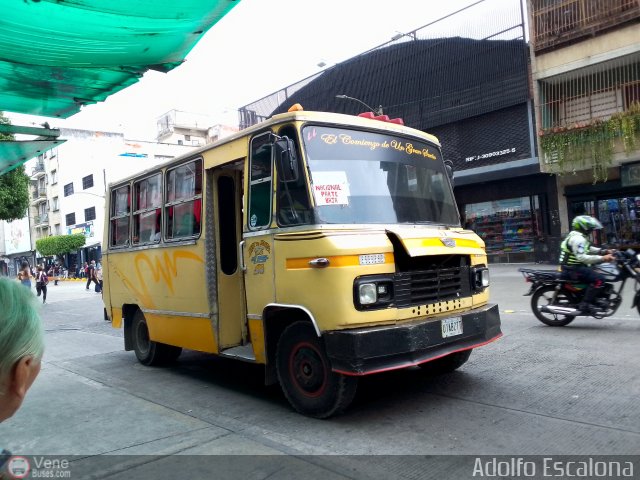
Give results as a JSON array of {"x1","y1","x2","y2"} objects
[
  {"x1": 95, "y1": 263, "x2": 103, "y2": 294},
  {"x1": 86, "y1": 260, "x2": 98, "y2": 290},
  {"x1": 35, "y1": 265, "x2": 48, "y2": 304},
  {"x1": 17, "y1": 261, "x2": 32, "y2": 289}
]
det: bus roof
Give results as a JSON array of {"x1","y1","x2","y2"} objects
[{"x1": 107, "y1": 110, "x2": 442, "y2": 188}]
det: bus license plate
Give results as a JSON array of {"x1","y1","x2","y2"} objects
[{"x1": 441, "y1": 317, "x2": 463, "y2": 338}]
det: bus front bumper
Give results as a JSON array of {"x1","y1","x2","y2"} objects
[{"x1": 323, "y1": 303, "x2": 501, "y2": 376}]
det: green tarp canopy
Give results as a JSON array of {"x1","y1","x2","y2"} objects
[
  {"x1": 0, "y1": 140, "x2": 65, "y2": 176},
  {"x1": 0, "y1": 0, "x2": 239, "y2": 118},
  {"x1": 0, "y1": 0, "x2": 239, "y2": 174}
]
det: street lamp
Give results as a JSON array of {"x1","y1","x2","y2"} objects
[
  {"x1": 391, "y1": 31, "x2": 417, "y2": 41},
  {"x1": 335, "y1": 95, "x2": 384, "y2": 116}
]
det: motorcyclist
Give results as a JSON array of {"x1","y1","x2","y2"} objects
[{"x1": 559, "y1": 215, "x2": 615, "y2": 314}]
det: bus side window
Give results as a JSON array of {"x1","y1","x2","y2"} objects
[
  {"x1": 166, "y1": 159, "x2": 202, "y2": 240},
  {"x1": 133, "y1": 173, "x2": 162, "y2": 244},
  {"x1": 248, "y1": 133, "x2": 273, "y2": 229},
  {"x1": 276, "y1": 126, "x2": 311, "y2": 226},
  {"x1": 110, "y1": 185, "x2": 130, "y2": 247}
]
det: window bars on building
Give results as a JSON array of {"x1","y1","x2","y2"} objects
[
  {"x1": 538, "y1": 54, "x2": 640, "y2": 130},
  {"x1": 531, "y1": 0, "x2": 640, "y2": 52}
]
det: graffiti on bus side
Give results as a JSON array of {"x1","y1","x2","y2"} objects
[{"x1": 120, "y1": 250, "x2": 205, "y2": 309}]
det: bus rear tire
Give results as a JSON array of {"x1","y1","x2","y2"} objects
[
  {"x1": 132, "y1": 310, "x2": 182, "y2": 366},
  {"x1": 276, "y1": 321, "x2": 357, "y2": 419},
  {"x1": 418, "y1": 349, "x2": 472, "y2": 375}
]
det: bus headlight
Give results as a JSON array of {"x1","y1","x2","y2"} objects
[
  {"x1": 359, "y1": 283, "x2": 377, "y2": 305},
  {"x1": 354, "y1": 276, "x2": 394, "y2": 310}
]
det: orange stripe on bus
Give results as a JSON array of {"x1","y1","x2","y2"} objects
[{"x1": 286, "y1": 252, "x2": 394, "y2": 269}]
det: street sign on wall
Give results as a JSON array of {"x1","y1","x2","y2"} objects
[{"x1": 67, "y1": 221, "x2": 94, "y2": 238}]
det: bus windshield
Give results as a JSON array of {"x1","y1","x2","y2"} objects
[{"x1": 301, "y1": 125, "x2": 460, "y2": 226}]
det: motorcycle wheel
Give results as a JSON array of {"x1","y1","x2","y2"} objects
[{"x1": 531, "y1": 285, "x2": 576, "y2": 327}]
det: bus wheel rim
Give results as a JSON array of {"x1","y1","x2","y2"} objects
[{"x1": 289, "y1": 341, "x2": 327, "y2": 398}]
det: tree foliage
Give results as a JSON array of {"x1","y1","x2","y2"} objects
[
  {"x1": 36, "y1": 234, "x2": 86, "y2": 258},
  {"x1": 0, "y1": 111, "x2": 30, "y2": 221}
]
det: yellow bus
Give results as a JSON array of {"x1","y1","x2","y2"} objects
[{"x1": 102, "y1": 107, "x2": 501, "y2": 418}]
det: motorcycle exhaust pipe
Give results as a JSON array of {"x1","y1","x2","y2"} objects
[{"x1": 540, "y1": 305, "x2": 580, "y2": 316}]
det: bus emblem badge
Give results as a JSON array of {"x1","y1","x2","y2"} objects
[{"x1": 440, "y1": 238, "x2": 456, "y2": 248}]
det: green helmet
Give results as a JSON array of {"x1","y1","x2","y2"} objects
[{"x1": 571, "y1": 215, "x2": 603, "y2": 233}]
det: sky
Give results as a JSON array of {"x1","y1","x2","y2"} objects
[{"x1": 7, "y1": 0, "x2": 522, "y2": 141}]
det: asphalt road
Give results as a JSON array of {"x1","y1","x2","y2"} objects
[{"x1": 1, "y1": 265, "x2": 639, "y2": 479}]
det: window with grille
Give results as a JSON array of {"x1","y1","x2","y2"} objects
[
  {"x1": 85, "y1": 206, "x2": 96, "y2": 222},
  {"x1": 64, "y1": 183, "x2": 74, "y2": 197},
  {"x1": 624, "y1": 81, "x2": 640, "y2": 110},
  {"x1": 65, "y1": 213, "x2": 76, "y2": 226},
  {"x1": 82, "y1": 174, "x2": 94, "y2": 190}
]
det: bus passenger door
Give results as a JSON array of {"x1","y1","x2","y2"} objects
[{"x1": 210, "y1": 167, "x2": 246, "y2": 349}]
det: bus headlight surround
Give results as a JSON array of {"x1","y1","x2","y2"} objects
[
  {"x1": 472, "y1": 266, "x2": 490, "y2": 290},
  {"x1": 354, "y1": 275, "x2": 394, "y2": 310}
]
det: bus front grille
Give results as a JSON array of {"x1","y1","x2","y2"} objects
[{"x1": 394, "y1": 266, "x2": 470, "y2": 307}]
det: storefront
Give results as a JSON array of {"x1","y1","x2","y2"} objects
[
  {"x1": 565, "y1": 168, "x2": 640, "y2": 250},
  {"x1": 455, "y1": 174, "x2": 560, "y2": 264},
  {"x1": 464, "y1": 196, "x2": 540, "y2": 259}
]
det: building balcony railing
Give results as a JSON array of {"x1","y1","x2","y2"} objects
[
  {"x1": 34, "y1": 213, "x2": 49, "y2": 226},
  {"x1": 538, "y1": 55, "x2": 640, "y2": 131},
  {"x1": 536, "y1": 56, "x2": 640, "y2": 182},
  {"x1": 31, "y1": 188, "x2": 47, "y2": 203},
  {"x1": 30, "y1": 162, "x2": 45, "y2": 177},
  {"x1": 531, "y1": 0, "x2": 640, "y2": 53}
]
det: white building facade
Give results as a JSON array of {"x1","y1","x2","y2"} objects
[{"x1": 1, "y1": 128, "x2": 197, "y2": 275}]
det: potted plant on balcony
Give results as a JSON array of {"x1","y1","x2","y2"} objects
[{"x1": 540, "y1": 102, "x2": 640, "y2": 183}]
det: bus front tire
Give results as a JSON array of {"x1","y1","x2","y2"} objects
[
  {"x1": 132, "y1": 310, "x2": 182, "y2": 366},
  {"x1": 276, "y1": 321, "x2": 357, "y2": 419}
]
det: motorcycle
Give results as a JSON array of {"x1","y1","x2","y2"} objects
[{"x1": 519, "y1": 249, "x2": 640, "y2": 326}]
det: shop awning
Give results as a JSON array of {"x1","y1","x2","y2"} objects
[{"x1": 0, "y1": 0, "x2": 240, "y2": 175}]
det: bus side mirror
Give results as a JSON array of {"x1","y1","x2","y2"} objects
[
  {"x1": 274, "y1": 137, "x2": 299, "y2": 183},
  {"x1": 444, "y1": 160, "x2": 454, "y2": 186}
]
